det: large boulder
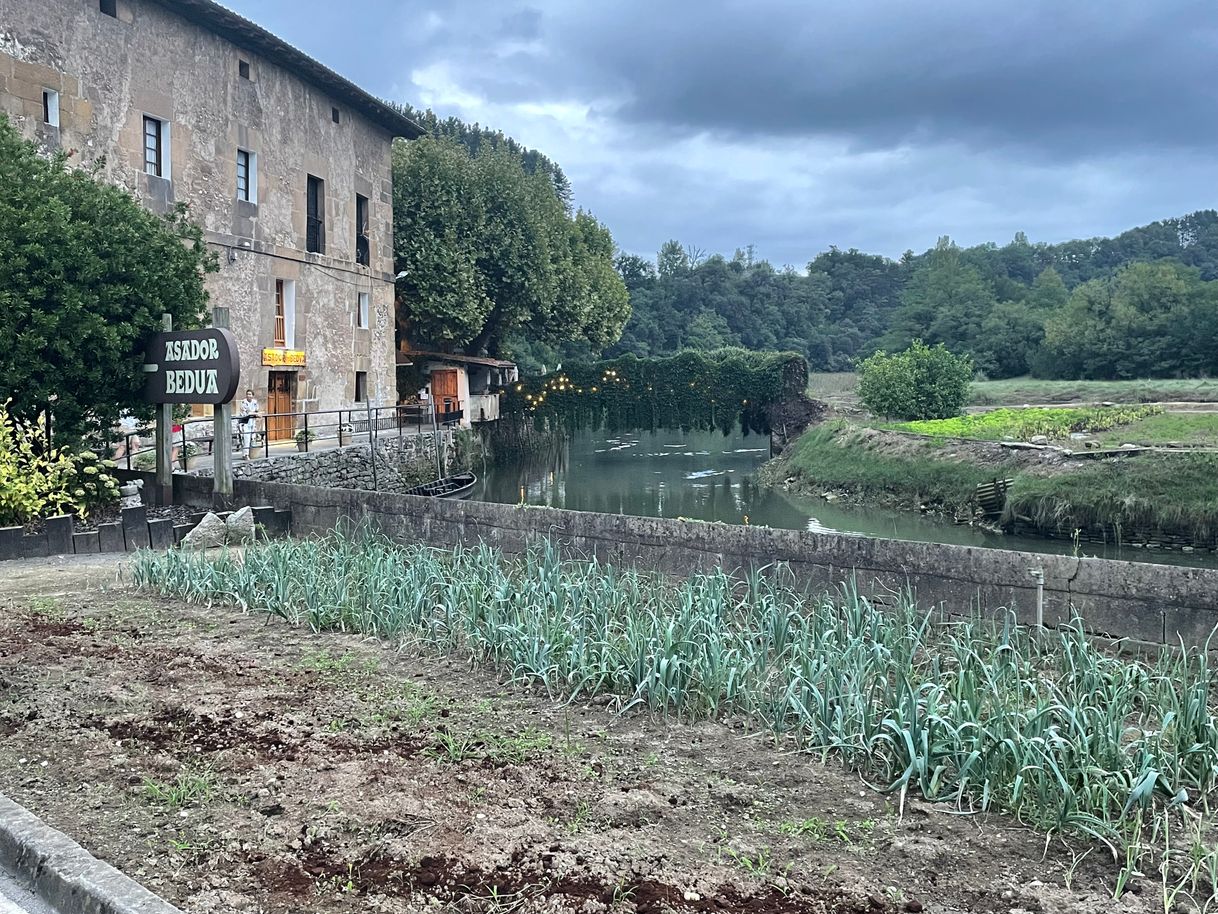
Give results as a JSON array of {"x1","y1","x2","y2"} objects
[
  {"x1": 226, "y1": 506, "x2": 257, "y2": 544},
  {"x1": 182, "y1": 511, "x2": 226, "y2": 549}
]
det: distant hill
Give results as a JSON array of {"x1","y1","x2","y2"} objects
[{"x1": 609, "y1": 211, "x2": 1218, "y2": 379}]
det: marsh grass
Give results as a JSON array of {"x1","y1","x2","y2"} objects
[
  {"x1": 1004, "y1": 453, "x2": 1218, "y2": 541},
  {"x1": 134, "y1": 529, "x2": 1218, "y2": 901}
]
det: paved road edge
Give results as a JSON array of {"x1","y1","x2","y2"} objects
[{"x1": 0, "y1": 793, "x2": 183, "y2": 914}]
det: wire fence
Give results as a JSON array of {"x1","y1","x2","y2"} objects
[{"x1": 113, "y1": 402, "x2": 464, "y2": 472}]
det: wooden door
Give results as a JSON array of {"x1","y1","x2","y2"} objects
[
  {"x1": 266, "y1": 371, "x2": 294, "y2": 441},
  {"x1": 431, "y1": 368, "x2": 459, "y2": 416}
]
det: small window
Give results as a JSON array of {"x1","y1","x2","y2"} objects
[
  {"x1": 357, "y1": 292, "x2": 369, "y2": 329},
  {"x1": 306, "y1": 174, "x2": 325, "y2": 253},
  {"x1": 274, "y1": 280, "x2": 287, "y2": 346},
  {"x1": 355, "y1": 194, "x2": 369, "y2": 265},
  {"x1": 354, "y1": 371, "x2": 368, "y2": 403},
  {"x1": 42, "y1": 89, "x2": 59, "y2": 127},
  {"x1": 143, "y1": 115, "x2": 168, "y2": 178},
  {"x1": 100, "y1": 0, "x2": 117, "y2": 16},
  {"x1": 238, "y1": 59, "x2": 250, "y2": 79},
  {"x1": 331, "y1": 106, "x2": 340, "y2": 124},
  {"x1": 236, "y1": 148, "x2": 255, "y2": 202}
]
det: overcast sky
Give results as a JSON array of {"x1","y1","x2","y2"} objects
[{"x1": 226, "y1": 0, "x2": 1216, "y2": 267}]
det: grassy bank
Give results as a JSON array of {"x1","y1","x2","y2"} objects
[
  {"x1": 133, "y1": 530, "x2": 1218, "y2": 899},
  {"x1": 775, "y1": 421, "x2": 1218, "y2": 543},
  {"x1": 771, "y1": 422, "x2": 1009, "y2": 513},
  {"x1": 1004, "y1": 452, "x2": 1218, "y2": 540}
]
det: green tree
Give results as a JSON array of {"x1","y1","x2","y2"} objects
[
  {"x1": 885, "y1": 238, "x2": 997, "y2": 356},
  {"x1": 1037, "y1": 261, "x2": 1208, "y2": 379},
  {"x1": 857, "y1": 340, "x2": 973, "y2": 420},
  {"x1": 0, "y1": 115, "x2": 215, "y2": 443},
  {"x1": 1025, "y1": 266, "x2": 1069, "y2": 311},
  {"x1": 686, "y1": 310, "x2": 737, "y2": 351},
  {"x1": 393, "y1": 139, "x2": 628, "y2": 358},
  {"x1": 392, "y1": 137, "x2": 490, "y2": 348}
]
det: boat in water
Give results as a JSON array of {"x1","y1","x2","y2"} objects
[{"x1": 404, "y1": 472, "x2": 477, "y2": 499}]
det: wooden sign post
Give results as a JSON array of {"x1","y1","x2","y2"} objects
[{"x1": 142, "y1": 311, "x2": 241, "y2": 503}]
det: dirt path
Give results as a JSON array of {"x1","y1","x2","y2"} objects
[{"x1": 0, "y1": 555, "x2": 1161, "y2": 914}]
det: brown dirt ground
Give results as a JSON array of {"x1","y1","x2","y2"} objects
[{"x1": 0, "y1": 555, "x2": 1162, "y2": 914}]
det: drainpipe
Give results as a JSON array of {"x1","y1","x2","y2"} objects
[{"x1": 1029, "y1": 567, "x2": 1045, "y2": 631}]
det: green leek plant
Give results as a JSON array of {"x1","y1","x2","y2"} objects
[{"x1": 133, "y1": 526, "x2": 1218, "y2": 902}]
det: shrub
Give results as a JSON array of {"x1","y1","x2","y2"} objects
[
  {"x1": 0, "y1": 400, "x2": 120, "y2": 525},
  {"x1": 857, "y1": 340, "x2": 972, "y2": 420}
]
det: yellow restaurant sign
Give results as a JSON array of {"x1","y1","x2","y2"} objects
[{"x1": 262, "y1": 348, "x2": 306, "y2": 367}]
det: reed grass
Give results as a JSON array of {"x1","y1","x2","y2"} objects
[{"x1": 133, "y1": 529, "x2": 1218, "y2": 901}]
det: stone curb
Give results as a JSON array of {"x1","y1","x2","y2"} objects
[{"x1": 0, "y1": 794, "x2": 183, "y2": 914}]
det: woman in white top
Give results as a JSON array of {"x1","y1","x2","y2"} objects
[{"x1": 237, "y1": 390, "x2": 259, "y2": 458}]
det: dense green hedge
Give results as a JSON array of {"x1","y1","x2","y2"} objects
[{"x1": 500, "y1": 349, "x2": 808, "y2": 434}]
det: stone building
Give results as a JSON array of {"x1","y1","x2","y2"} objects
[{"x1": 0, "y1": 0, "x2": 421, "y2": 438}]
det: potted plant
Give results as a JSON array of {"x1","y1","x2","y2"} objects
[{"x1": 294, "y1": 428, "x2": 316, "y2": 452}]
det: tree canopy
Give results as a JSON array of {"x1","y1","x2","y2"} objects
[
  {"x1": 392, "y1": 136, "x2": 629, "y2": 359},
  {"x1": 611, "y1": 211, "x2": 1218, "y2": 380},
  {"x1": 0, "y1": 115, "x2": 216, "y2": 443}
]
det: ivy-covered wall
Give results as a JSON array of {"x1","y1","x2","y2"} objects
[{"x1": 500, "y1": 349, "x2": 808, "y2": 434}]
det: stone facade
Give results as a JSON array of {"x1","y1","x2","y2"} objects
[{"x1": 0, "y1": 0, "x2": 420, "y2": 416}]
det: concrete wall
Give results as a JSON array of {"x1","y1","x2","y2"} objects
[
  {"x1": 158, "y1": 474, "x2": 1218, "y2": 649},
  {"x1": 0, "y1": 0, "x2": 398, "y2": 411}
]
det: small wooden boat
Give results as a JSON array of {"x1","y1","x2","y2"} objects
[{"x1": 404, "y1": 472, "x2": 477, "y2": 499}]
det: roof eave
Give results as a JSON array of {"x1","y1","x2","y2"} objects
[{"x1": 149, "y1": 0, "x2": 424, "y2": 139}]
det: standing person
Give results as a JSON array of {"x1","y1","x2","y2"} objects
[
  {"x1": 238, "y1": 389, "x2": 259, "y2": 459},
  {"x1": 112, "y1": 412, "x2": 141, "y2": 462}
]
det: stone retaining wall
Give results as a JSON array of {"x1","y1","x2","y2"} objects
[
  {"x1": 151, "y1": 472, "x2": 1218, "y2": 649},
  {"x1": 191, "y1": 432, "x2": 456, "y2": 493}
]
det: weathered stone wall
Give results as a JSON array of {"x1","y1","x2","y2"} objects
[
  {"x1": 192, "y1": 433, "x2": 458, "y2": 493},
  {"x1": 155, "y1": 472, "x2": 1218, "y2": 649},
  {"x1": 0, "y1": 0, "x2": 398, "y2": 410}
]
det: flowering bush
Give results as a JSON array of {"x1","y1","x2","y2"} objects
[{"x1": 0, "y1": 401, "x2": 120, "y2": 525}]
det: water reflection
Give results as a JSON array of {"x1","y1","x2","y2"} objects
[{"x1": 472, "y1": 428, "x2": 1216, "y2": 568}]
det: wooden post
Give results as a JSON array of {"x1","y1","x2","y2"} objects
[
  {"x1": 154, "y1": 313, "x2": 174, "y2": 506},
  {"x1": 212, "y1": 306, "x2": 234, "y2": 502}
]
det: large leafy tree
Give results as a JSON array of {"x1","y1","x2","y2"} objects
[
  {"x1": 0, "y1": 115, "x2": 216, "y2": 443},
  {"x1": 393, "y1": 137, "x2": 629, "y2": 358}
]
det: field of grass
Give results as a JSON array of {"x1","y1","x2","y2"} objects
[
  {"x1": 1003, "y1": 452, "x2": 1218, "y2": 539},
  {"x1": 971, "y1": 377, "x2": 1218, "y2": 406},
  {"x1": 774, "y1": 421, "x2": 1007, "y2": 511},
  {"x1": 888, "y1": 405, "x2": 1162, "y2": 442},
  {"x1": 132, "y1": 529, "x2": 1218, "y2": 904},
  {"x1": 1092, "y1": 412, "x2": 1218, "y2": 448},
  {"x1": 807, "y1": 372, "x2": 1218, "y2": 409}
]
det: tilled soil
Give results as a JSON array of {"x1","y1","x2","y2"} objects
[{"x1": 0, "y1": 555, "x2": 1160, "y2": 914}]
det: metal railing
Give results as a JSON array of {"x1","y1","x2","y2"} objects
[{"x1": 113, "y1": 401, "x2": 465, "y2": 472}]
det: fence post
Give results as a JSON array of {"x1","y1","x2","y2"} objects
[{"x1": 303, "y1": 411, "x2": 309, "y2": 452}]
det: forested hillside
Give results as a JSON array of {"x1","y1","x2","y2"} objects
[{"x1": 612, "y1": 211, "x2": 1218, "y2": 379}]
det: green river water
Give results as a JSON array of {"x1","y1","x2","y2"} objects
[{"x1": 470, "y1": 428, "x2": 1217, "y2": 568}]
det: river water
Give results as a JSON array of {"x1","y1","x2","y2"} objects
[{"x1": 471, "y1": 428, "x2": 1217, "y2": 568}]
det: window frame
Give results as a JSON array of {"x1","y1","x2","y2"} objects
[
  {"x1": 274, "y1": 280, "x2": 287, "y2": 346},
  {"x1": 354, "y1": 371, "x2": 368, "y2": 403},
  {"x1": 100, "y1": 0, "x2": 117, "y2": 17},
  {"x1": 357, "y1": 291, "x2": 369, "y2": 329},
  {"x1": 355, "y1": 193, "x2": 370, "y2": 266},
  {"x1": 236, "y1": 148, "x2": 256, "y2": 202},
  {"x1": 306, "y1": 174, "x2": 326, "y2": 254},
  {"x1": 142, "y1": 115, "x2": 169, "y2": 179},
  {"x1": 42, "y1": 89, "x2": 60, "y2": 127}
]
